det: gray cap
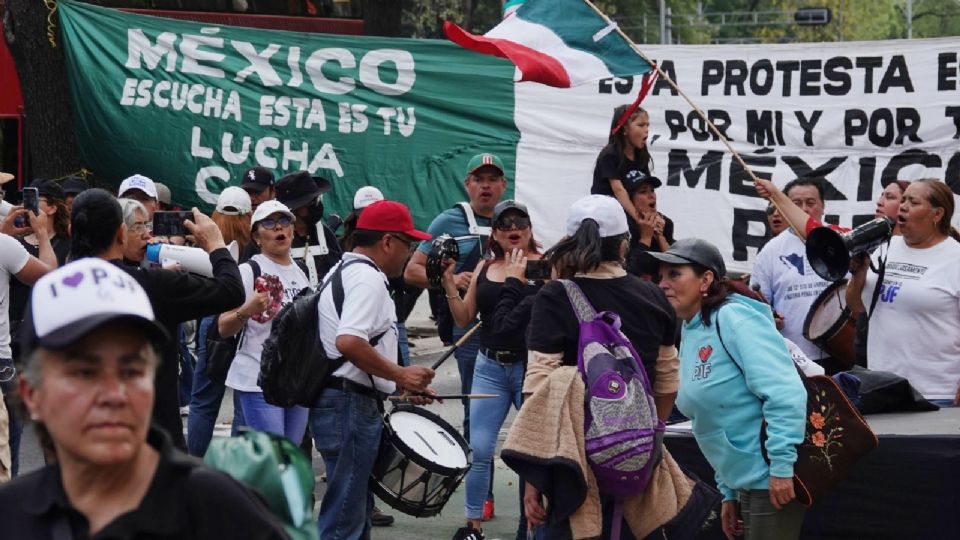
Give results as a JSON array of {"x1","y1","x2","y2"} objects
[
  {"x1": 491, "y1": 199, "x2": 529, "y2": 224},
  {"x1": 643, "y1": 238, "x2": 726, "y2": 277}
]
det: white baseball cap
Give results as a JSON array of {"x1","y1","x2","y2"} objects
[
  {"x1": 118, "y1": 174, "x2": 159, "y2": 200},
  {"x1": 353, "y1": 186, "x2": 384, "y2": 210},
  {"x1": 20, "y1": 258, "x2": 167, "y2": 353},
  {"x1": 251, "y1": 200, "x2": 295, "y2": 229},
  {"x1": 565, "y1": 194, "x2": 629, "y2": 238},
  {"x1": 216, "y1": 186, "x2": 252, "y2": 216}
]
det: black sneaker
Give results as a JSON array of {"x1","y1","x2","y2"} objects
[
  {"x1": 370, "y1": 506, "x2": 394, "y2": 527},
  {"x1": 452, "y1": 526, "x2": 484, "y2": 540}
]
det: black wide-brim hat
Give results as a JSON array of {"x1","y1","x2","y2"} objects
[{"x1": 276, "y1": 171, "x2": 332, "y2": 211}]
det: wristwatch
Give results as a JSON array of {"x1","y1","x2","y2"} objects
[{"x1": 235, "y1": 310, "x2": 250, "y2": 321}]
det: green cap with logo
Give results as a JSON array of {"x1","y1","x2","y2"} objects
[{"x1": 466, "y1": 153, "x2": 505, "y2": 176}]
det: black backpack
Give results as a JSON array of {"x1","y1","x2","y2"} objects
[
  {"x1": 204, "y1": 260, "x2": 261, "y2": 385},
  {"x1": 259, "y1": 258, "x2": 382, "y2": 408}
]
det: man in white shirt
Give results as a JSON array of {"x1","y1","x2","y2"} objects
[
  {"x1": 751, "y1": 178, "x2": 839, "y2": 372},
  {"x1": 311, "y1": 200, "x2": 435, "y2": 540}
]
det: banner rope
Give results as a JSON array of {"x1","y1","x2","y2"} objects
[
  {"x1": 44, "y1": 0, "x2": 58, "y2": 48},
  {"x1": 50, "y1": 167, "x2": 93, "y2": 182}
]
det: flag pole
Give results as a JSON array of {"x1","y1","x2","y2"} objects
[{"x1": 581, "y1": 0, "x2": 803, "y2": 238}]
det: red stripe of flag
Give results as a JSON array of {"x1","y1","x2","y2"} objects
[{"x1": 444, "y1": 21, "x2": 571, "y2": 87}]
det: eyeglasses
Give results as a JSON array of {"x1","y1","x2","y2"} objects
[
  {"x1": 131, "y1": 221, "x2": 153, "y2": 234},
  {"x1": 259, "y1": 216, "x2": 293, "y2": 229},
  {"x1": 386, "y1": 233, "x2": 413, "y2": 247},
  {"x1": 494, "y1": 216, "x2": 531, "y2": 230}
]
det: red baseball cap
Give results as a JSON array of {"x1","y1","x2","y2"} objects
[{"x1": 357, "y1": 200, "x2": 431, "y2": 241}]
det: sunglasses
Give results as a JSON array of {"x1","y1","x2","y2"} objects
[
  {"x1": 494, "y1": 216, "x2": 531, "y2": 230},
  {"x1": 259, "y1": 216, "x2": 293, "y2": 229}
]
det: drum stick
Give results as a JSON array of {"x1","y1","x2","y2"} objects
[
  {"x1": 430, "y1": 323, "x2": 482, "y2": 370},
  {"x1": 388, "y1": 393, "x2": 498, "y2": 401}
]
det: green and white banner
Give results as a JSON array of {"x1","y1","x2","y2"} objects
[
  {"x1": 58, "y1": 0, "x2": 519, "y2": 229},
  {"x1": 59, "y1": 1, "x2": 960, "y2": 272}
]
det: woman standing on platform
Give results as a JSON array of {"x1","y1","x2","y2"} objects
[
  {"x1": 648, "y1": 238, "x2": 807, "y2": 540},
  {"x1": 846, "y1": 179, "x2": 960, "y2": 406},
  {"x1": 442, "y1": 200, "x2": 544, "y2": 540}
]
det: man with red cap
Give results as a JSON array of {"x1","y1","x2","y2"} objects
[{"x1": 311, "y1": 200, "x2": 436, "y2": 540}]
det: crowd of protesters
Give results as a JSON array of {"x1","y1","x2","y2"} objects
[{"x1": 0, "y1": 99, "x2": 957, "y2": 540}]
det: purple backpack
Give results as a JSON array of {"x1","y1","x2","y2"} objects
[{"x1": 561, "y1": 280, "x2": 664, "y2": 502}]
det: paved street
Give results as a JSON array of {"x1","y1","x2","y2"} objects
[{"x1": 18, "y1": 297, "x2": 525, "y2": 540}]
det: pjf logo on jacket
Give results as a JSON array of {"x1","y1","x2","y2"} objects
[{"x1": 693, "y1": 345, "x2": 713, "y2": 381}]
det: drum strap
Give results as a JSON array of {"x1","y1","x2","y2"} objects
[{"x1": 866, "y1": 241, "x2": 890, "y2": 319}]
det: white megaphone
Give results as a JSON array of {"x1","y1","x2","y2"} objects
[{"x1": 144, "y1": 241, "x2": 240, "y2": 277}]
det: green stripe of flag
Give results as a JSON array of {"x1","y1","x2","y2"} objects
[{"x1": 516, "y1": 0, "x2": 651, "y2": 77}]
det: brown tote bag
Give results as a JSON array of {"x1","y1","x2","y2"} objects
[{"x1": 717, "y1": 309, "x2": 878, "y2": 506}]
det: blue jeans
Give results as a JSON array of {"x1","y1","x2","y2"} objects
[
  {"x1": 464, "y1": 352, "x2": 524, "y2": 519},
  {"x1": 453, "y1": 330, "x2": 481, "y2": 441},
  {"x1": 178, "y1": 324, "x2": 195, "y2": 408},
  {"x1": 234, "y1": 390, "x2": 308, "y2": 443},
  {"x1": 310, "y1": 388, "x2": 383, "y2": 540},
  {"x1": 0, "y1": 357, "x2": 20, "y2": 477},
  {"x1": 186, "y1": 316, "x2": 226, "y2": 456}
]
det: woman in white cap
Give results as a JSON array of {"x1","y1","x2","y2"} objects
[
  {"x1": 218, "y1": 201, "x2": 309, "y2": 443},
  {"x1": 647, "y1": 239, "x2": 806, "y2": 540},
  {"x1": 0, "y1": 258, "x2": 287, "y2": 538},
  {"x1": 523, "y1": 195, "x2": 679, "y2": 537},
  {"x1": 187, "y1": 186, "x2": 253, "y2": 456}
]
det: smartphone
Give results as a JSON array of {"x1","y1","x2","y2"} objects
[
  {"x1": 525, "y1": 259, "x2": 551, "y2": 281},
  {"x1": 22, "y1": 187, "x2": 40, "y2": 216},
  {"x1": 152, "y1": 210, "x2": 193, "y2": 237}
]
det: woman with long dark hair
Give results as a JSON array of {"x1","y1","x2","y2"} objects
[
  {"x1": 523, "y1": 195, "x2": 679, "y2": 538},
  {"x1": 442, "y1": 200, "x2": 544, "y2": 540},
  {"x1": 591, "y1": 104, "x2": 653, "y2": 229}
]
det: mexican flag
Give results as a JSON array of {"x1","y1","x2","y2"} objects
[{"x1": 445, "y1": 0, "x2": 652, "y2": 87}]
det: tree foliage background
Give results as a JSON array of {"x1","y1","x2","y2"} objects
[{"x1": 396, "y1": 0, "x2": 960, "y2": 43}]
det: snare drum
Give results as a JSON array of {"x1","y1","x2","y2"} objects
[
  {"x1": 370, "y1": 405, "x2": 472, "y2": 517},
  {"x1": 803, "y1": 279, "x2": 858, "y2": 369}
]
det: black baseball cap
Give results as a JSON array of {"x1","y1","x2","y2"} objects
[
  {"x1": 30, "y1": 179, "x2": 65, "y2": 202},
  {"x1": 275, "y1": 171, "x2": 332, "y2": 211},
  {"x1": 643, "y1": 238, "x2": 726, "y2": 277},
  {"x1": 491, "y1": 199, "x2": 529, "y2": 224},
  {"x1": 62, "y1": 176, "x2": 90, "y2": 195},
  {"x1": 240, "y1": 166, "x2": 276, "y2": 193},
  {"x1": 624, "y1": 170, "x2": 662, "y2": 193}
]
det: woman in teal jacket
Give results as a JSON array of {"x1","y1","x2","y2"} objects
[{"x1": 646, "y1": 238, "x2": 806, "y2": 540}]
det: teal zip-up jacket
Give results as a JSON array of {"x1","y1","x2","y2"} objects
[{"x1": 675, "y1": 294, "x2": 806, "y2": 502}]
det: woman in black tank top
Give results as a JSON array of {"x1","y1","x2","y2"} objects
[{"x1": 440, "y1": 200, "x2": 544, "y2": 540}]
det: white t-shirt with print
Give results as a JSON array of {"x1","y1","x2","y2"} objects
[
  {"x1": 861, "y1": 235, "x2": 960, "y2": 400},
  {"x1": 750, "y1": 229, "x2": 832, "y2": 361},
  {"x1": 0, "y1": 235, "x2": 30, "y2": 358},
  {"x1": 225, "y1": 254, "x2": 309, "y2": 392},
  {"x1": 319, "y1": 253, "x2": 399, "y2": 395}
]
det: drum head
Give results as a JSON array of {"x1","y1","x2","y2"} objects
[
  {"x1": 804, "y1": 279, "x2": 849, "y2": 341},
  {"x1": 389, "y1": 410, "x2": 469, "y2": 470}
]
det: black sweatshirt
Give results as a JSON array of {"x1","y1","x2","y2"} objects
[{"x1": 114, "y1": 247, "x2": 245, "y2": 450}]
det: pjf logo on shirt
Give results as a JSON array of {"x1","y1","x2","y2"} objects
[
  {"x1": 693, "y1": 345, "x2": 713, "y2": 381},
  {"x1": 879, "y1": 283, "x2": 900, "y2": 303}
]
